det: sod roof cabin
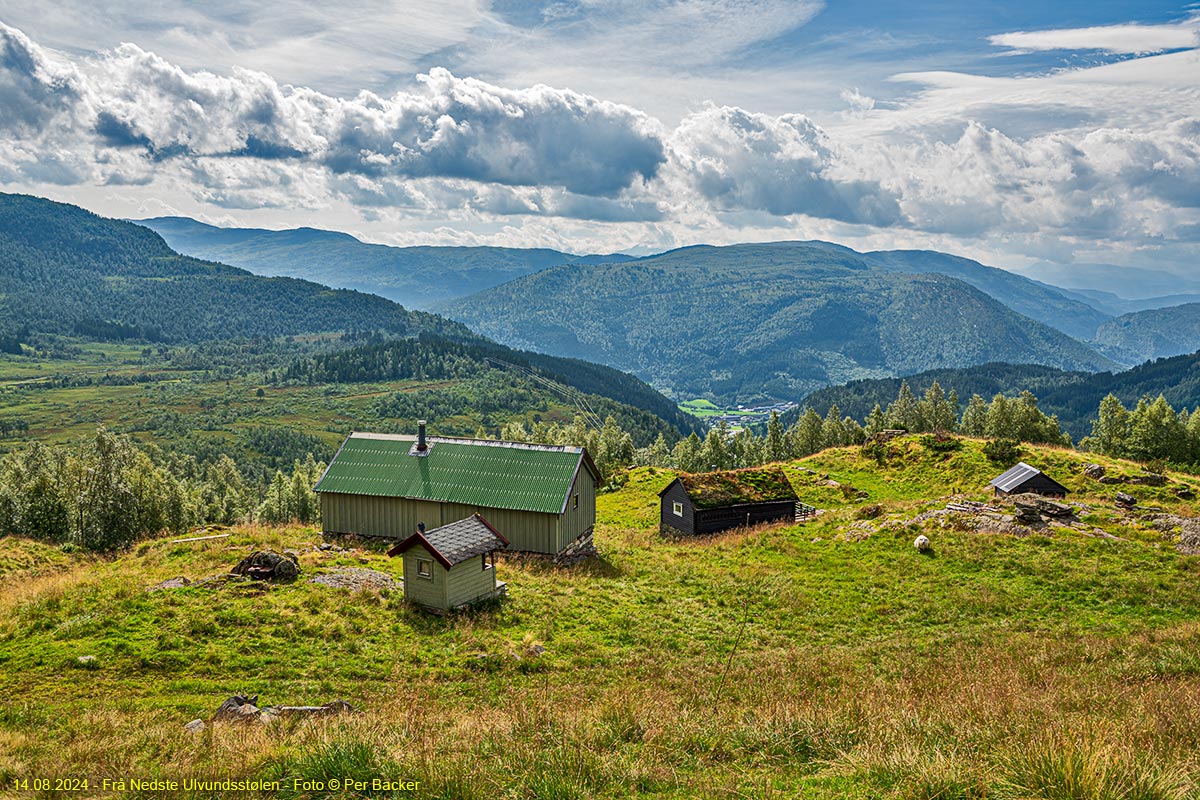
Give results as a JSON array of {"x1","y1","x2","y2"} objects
[
  {"x1": 989, "y1": 462, "x2": 1068, "y2": 499},
  {"x1": 388, "y1": 515, "x2": 508, "y2": 612},
  {"x1": 315, "y1": 423, "x2": 598, "y2": 555},
  {"x1": 659, "y1": 466, "x2": 803, "y2": 537}
]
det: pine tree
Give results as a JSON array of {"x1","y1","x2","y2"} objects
[
  {"x1": 765, "y1": 411, "x2": 787, "y2": 463},
  {"x1": 864, "y1": 404, "x2": 887, "y2": 437},
  {"x1": 885, "y1": 381, "x2": 919, "y2": 431}
]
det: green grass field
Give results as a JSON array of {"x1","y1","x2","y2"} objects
[
  {"x1": 2, "y1": 437, "x2": 1200, "y2": 798},
  {"x1": 677, "y1": 399, "x2": 760, "y2": 419}
]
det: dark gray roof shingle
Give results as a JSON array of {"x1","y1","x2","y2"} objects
[{"x1": 387, "y1": 514, "x2": 508, "y2": 568}]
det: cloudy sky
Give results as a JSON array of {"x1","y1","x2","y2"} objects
[{"x1": 0, "y1": 1, "x2": 1197, "y2": 271}]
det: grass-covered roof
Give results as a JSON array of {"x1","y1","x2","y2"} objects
[{"x1": 674, "y1": 466, "x2": 799, "y2": 509}]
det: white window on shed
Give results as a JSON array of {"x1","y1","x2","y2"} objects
[
  {"x1": 673, "y1": 501, "x2": 683, "y2": 516},
  {"x1": 417, "y1": 558, "x2": 433, "y2": 579}
]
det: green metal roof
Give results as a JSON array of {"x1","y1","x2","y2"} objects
[{"x1": 315, "y1": 433, "x2": 589, "y2": 515}]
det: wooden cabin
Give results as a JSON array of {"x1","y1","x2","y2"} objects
[
  {"x1": 315, "y1": 424, "x2": 598, "y2": 555},
  {"x1": 388, "y1": 514, "x2": 508, "y2": 612},
  {"x1": 659, "y1": 466, "x2": 802, "y2": 537},
  {"x1": 989, "y1": 462, "x2": 1068, "y2": 498}
]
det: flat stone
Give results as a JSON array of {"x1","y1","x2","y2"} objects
[{"x1": 184, "y1": 719, "x2": 205, "y2": 733}]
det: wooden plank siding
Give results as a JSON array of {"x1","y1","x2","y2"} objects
[
  {"x1": 321, "y1": 492, "x2": 564, "y2": 554},
  {"x1": 443, "y1": 556, "x2": 497, "y2": 606},
  {"x1": 659, "y1": 479, "x2": 697, "y2": 536},
  {"x1": 402, "y1": 547, "x2": 446, "y2": 608},
  {"x1": 555, "y1": 466, "x2": 597, "y2": 552}
]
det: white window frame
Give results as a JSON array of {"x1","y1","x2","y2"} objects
[
  {"x1": 673, "y1": 501, "x2": 683, "y2": 517},
  {"x1": 417, "y1": 558, "x2": 433, "y2": 579}
]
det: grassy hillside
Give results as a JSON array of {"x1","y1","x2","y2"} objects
[
  {"x1": 140, "y1": 217, "x2": 585, "y2": 310},
  {"x1": 441, "y1": 242, "x2": 1115, "y2": 404},
  {"x1": 799, "y1": 350, "x2": 1200, "y2": 441},
  {"x1": 0, "y1": 194, "x2": 464, "y2": 343},
  {"x1": 3, "y1": 436, "x2": 1199, "y2": 797}
]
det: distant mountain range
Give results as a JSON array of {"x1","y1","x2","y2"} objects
[
  {"x1": 139, "y1": 216, "x2": 634, "y2": 309},
  {"x1": 0, "y1": 194, "x2": 463, "y2": 343},
  {"x1": 797, "y1": 350, "x2": 1200, "y2": 441},
  {"x1": 439, "y1": 241, "x2": 1117, "y2": 403},
  {"x1": 1014, "y1": 261, "x2": 1200, "y2": 301},
  {"x1": 0, "y1": 193, "x2": 693, "y2": 438}
]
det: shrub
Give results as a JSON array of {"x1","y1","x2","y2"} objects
[{"x1": 983, "y1": 438, "x2": 1022, "y2": 466}]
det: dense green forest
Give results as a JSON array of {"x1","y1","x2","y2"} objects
[
  {"x1": 797, "y1": 350, "x2": 1200, "y2": 440},
  {"x1": 0, "y1": 193, "x2": 466, "y2": 342},
  {"x1": 441, "y1": 242, "x2": 1116, "y2": 404},
  {"x1": 1093, "y1": 303, "x2": 1200, "y2": 364},
  {"x1": 863, "y1": 249, "x2": 1110, "y2": 340},
  {"x1": 142, "y1": 216, "x2": 604, "y2": 309},
  {"x1": 281, "y1": 332, "x2": 699, "y2": 435}
]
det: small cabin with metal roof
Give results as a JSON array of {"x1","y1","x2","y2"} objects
[
  {"x1": 315, "y1": 423, "x2": 598, "y2": 555},
  {"x1": 388, "y1": 514, "x2": 508, "y2": 612},
  {"x1": 659, "y1": 466, "x2": 804, "y2": 537},
  {"x1": 989, "y1": 462, "x2": 1068, "y2": 498}
]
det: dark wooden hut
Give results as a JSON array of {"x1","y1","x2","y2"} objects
[
  {"x1": 659, "y1": 466, "x2": 802, "y2": 536},
  {"x1": 989, "y1": 461, "x2": 1068, "y2": 498}
]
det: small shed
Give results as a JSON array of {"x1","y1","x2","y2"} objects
[
  {"x1": 989, "y1": 462, "x2": 1068, "y2": 498},
  {"x1": 387, "y1": 514, "x2": 508, "y2": 612},
  {"x1": 659, "y1": 466, "x2": 801, "y2": 537}
]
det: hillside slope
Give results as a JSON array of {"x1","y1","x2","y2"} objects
[
  {"x1": 3, "y1": 436, "x2": 1199, "y2": 796},
  {"x1": 140, "y1": 216, "x2": 587, "y2": 309},
  {"x1": 864, "y1": 249, "x2": 1111, "y2": 341},
  {"x1": 0, "y1": 194, "x2": 464, "y2": 343},
  {"x1": 1093, "y1": 303, "x2": 1200, "y2": 364},
  {"x1": 441, "y1": 241, "x2": 1116, "y2": 403}
]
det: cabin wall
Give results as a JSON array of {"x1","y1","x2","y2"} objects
[
  {"x1": 403, "y1": 547, "x2": 446, "y2": 609},
  {"x1": 999, "y1": 475, "x2": 1067, "y2": 498},
  {"x1": 321, "y1": 493, "x2": 443, "y2": 539},
  {"x1": 694, "y1": 500, "x2": 796, "y2": 535},
  {"x1": 659, "y1": 480, "x2": 696, "y2": 535},
  {"x1": 321, "y1": 493, "x2": 560, "y2": 553},
  {"x1": 444, "y1": 556, "x2": 497, "y2": 607},
  {"x1": 556, "y1": 468, "x2": 598, "y2": 551}
]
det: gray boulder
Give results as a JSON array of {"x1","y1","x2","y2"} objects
[
  {"x1": 914, "y1": 535, "x2": 931, "y2": 553},
  {"x1": 231, "y1": 551, "x2": 300, "y2": 582}
]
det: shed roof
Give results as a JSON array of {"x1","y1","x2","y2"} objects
[
  {"x1": 315, "y1": 432, "x2": 597, "y2": 515},
  {"x1": 662, "y1": 466, "x2": 799, "y2": 510},
  {"x1": 989, "y1": 461, "x2": 1066, "y2": 493},
  {"x1": 387, "y1": 514, "x2": 508, "y2": 569}
]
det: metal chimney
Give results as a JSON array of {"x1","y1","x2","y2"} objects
[
  {"x1": 417, "y1": 522, "x2": 426, "y2": 534},
  {"x1": 417, "y1": 419, "x2": 427, "y2": 452}
]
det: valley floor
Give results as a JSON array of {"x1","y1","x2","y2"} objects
[{"x1": 2, "y1": 438, "x2": 1200, "y2": 798}]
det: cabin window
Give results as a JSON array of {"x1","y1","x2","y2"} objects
[
  {"x1": 673, "y1": 501, "x2": 683, "y2": 516},
  {"x1": 573, "y1": 493, "x2": 579, "y2": 510},
  {"x1": 417, "y1": 559, "x2": 433, "y2": 579}
]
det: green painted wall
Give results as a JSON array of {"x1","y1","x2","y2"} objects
[
  {"x1": 402, "y1": 547, "x2": 445, "y2": 608},
  {"x1": 401, "y1": 545, "x2": 497, "y2": 610},
  {"x1": 321, "y1": 492, "x2": 563, "y2": 553},
  {"x1": 444, "y1": 555, "x2": 497, "y2": 607},
  {"x1": 555, "y1": 467, "x2": 597, "y2": 551}
]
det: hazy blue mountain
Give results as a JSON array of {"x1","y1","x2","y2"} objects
[
  {"x1": 0, "y1": 192, "x2": 695, "y2": 437},
  {"x1": 1093, "y1": 303, "x2": 1200, "y2": 364},
  {"x1": 863, "y1": 249, "x2": 1110, "y2": 340},
  {"x1": 440, "y1": 241, "x2": 1117, "y2": 404},
  {"x1": 1014, "y1": 261, "x2": 1200, "y2": 301},
  {"x1": 139, "y1": 216, "x2": 605, "y2": 309}
]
